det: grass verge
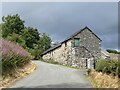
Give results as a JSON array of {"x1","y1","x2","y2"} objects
[
  {"x1": 39, "y1": 59, "x2": 82, "y2": 70},
  {"x1": 86, "y1": 69, "x2": 119, "y2": 88},
  {"x1": 0, "y1": 61, "x2": 36, "y2": 89}
]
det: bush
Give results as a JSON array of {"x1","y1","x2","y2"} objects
[
  {"x1": 1, "y1": 38, "x2": 31, "y2": 77},
  {"x1": 2, "y1": 53, "x2": 30, "y2": 76},
  {"x1": 87, "y1": 69, "x2": 91, "y2": 75},
  {"x1": 95, "y1": 59, "x2": 120, "y2": 77},
  {"x1": 95, "y1": 60, "x2": 107, "y2": 72},
  {"x1": 6, "y1": 33, "x2": 26, "y2": 49},
  {"x1": 28, "y1": 48, "x2": 41, "y2": 60},
  {"x1": 116, "y1": 60, "x2": 120, "y2": 77},
  {"x1": 106, "y1": 49, "x2": 118, "y2": 54}
]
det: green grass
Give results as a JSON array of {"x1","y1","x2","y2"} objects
[
  {"x1": 96, "y1": 59, "x2": 120, "y2": 77},
  {"x1": 40, "y1": 59, "x2": 59, "y2": 64},
  {"x1": 39, "y1": 59, "x2": 82, "y2": 69}
]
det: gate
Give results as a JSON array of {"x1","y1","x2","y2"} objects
[{"x1": 86, "y1": 58, "x2": 94, "y2": 69}]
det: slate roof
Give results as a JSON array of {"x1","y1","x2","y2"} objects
[
  {"x1": 41, "y1": 26, "x2": 102, "y2": 56},
  {"x1": 61, "y1": 26, "x2": 102, "y2": 43},
  {"x1": 41, "y1": 43, "x2": 61, "y2": 55},
  {"x1": 101, "y1": 50, "x2": 110, "y2": 57}
]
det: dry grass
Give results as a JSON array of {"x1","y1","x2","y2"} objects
[
  {"x1": 0, "y1": 61, "x2": 36, "y2": 89},
  {"x1": 87, "y1": 70, "x2": 119, "y2": 88}
]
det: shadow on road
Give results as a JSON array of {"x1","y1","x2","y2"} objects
[{"x1": 4, "y1": 82, "x2": 92, "y2": 89}]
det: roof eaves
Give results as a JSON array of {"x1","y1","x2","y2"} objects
[
  {"x1": 41, "y1": 43, "x2": 61, "y2": 56},
  {"x1": 84, "y1": 26, "x2": 102, "y2": 41},
  {"x1": 61, "y1": 27, "x2": 86, "y2": 44},
  {"x1": 41, "y1": 26, "x2": 102, "y2": 56}
]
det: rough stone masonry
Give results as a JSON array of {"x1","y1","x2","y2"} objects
[{"x1": 41, "y1": 26, "x2": 102, "y2": 69}]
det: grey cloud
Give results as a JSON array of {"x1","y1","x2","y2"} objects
[{"x1": 2, "y1": 2, "x2": 118, "y2": 50}]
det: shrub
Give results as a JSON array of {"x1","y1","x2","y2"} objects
[
  {"x1": 106, "y1": 49, "x2": 118, "y2": 54},
  {"x1": 28, "y1": 48, "x2": 41, "y2": 60},
  {"x1": 6, "y1": 33, "x2": 26, "y2": 49},
  {"x1": 95, "y1": 60, "x2": 107, "y2": 72},
  {"x1": 95, "y1": 59, "x2": 120, "y2": 77},
  {"x1": 87, "y1": 69, "x2": 91, "y2": 75},
  {"x1": 116, "y1": 60, "x2": 120, "y2": 77},
  {"x1": 0, "y1": 38, "x2": 31, "y2": 77}
]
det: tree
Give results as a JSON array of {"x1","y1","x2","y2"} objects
[
  {"x1": 2, "y1": 14, "x2": 25, "y2": 37},
  {"x1": 6, "y1": 33, "x2": 26, "y2": 48},
  {"x1": 1, "y1": 14, "x2": 52, "y2": 60},
  {"x1": 20, "y1": 27, "x2": 40, "y2": 49},
  {"x1": 39, "y1": 33, "x2": 51, "y2": 52}
]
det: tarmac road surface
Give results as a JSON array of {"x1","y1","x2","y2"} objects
[{"x1": 9, "y1": 61, "x2": 92, "y2": 88}]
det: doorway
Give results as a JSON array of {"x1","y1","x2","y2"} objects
[{"x1": 86, "y1": 58, "x2": 94, "y2": 69}]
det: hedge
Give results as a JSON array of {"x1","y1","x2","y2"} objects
[{"x1": 95, "y1": 59, "x2": 120, "y2": 77}]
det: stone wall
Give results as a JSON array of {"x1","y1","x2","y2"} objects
[
  {"x1": 71, "y1": 47, "x2": 94, "y2": 68},
  {"x1": 109, "y1": 53, "x2": 119, "y2": 60},
  {"x1": 42, "y1": 40, "x2": 72, "y2": 64},
  {"x1": 42, "y1": 28, "x2": 101, "y2": 69},
  {"x1": 72, "y1": 28, "x2": 101, "y2": 60}
]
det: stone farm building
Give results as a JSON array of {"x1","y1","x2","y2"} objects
[{"x1": 41, "y1": 26, "x2": 102, "y2": 69}]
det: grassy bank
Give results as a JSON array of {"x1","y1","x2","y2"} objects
[
  {"x1": 40, "y1": 59, "x2": 82, "y2": 69},
  {"x1": 0, "y1": 61, "x2": 36, "y2": 89},
  {"x1": 1, "y1": 38, "x2": 32, "y2": 77},
  {"x1": 87, "y1": 70, "x2": 119, "y2": 88},
  {"x1": 87, "y1": 59, "x2": 120, "y2": 88},
  {"x1": 0, "y1": 38, "x2": 36, "y2": 88}
]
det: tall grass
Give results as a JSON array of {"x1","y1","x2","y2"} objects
[
  {"x1": 95, "y1": 59, "x2": 120, "y2": 77},
  {"x1": 0, "y1": 38, "x2": 31, "y2": 77}
]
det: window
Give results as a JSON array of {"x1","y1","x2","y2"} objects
[{"x1": 74, "y1": 38, "x2": 80, "y2": 47}]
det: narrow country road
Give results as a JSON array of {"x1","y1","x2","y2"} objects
[{"x1": 10, "y1": 61, "x2": 92, "y2": 88}]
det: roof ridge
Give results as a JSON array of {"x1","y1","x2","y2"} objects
[{"x1": 41, "y1": 26, "x2": 101, "y2": 56}]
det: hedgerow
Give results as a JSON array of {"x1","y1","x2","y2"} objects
[{"x1": 95, "y1": 59, "x2": 120, "y2": 77}]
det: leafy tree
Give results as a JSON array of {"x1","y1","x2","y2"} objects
[
  {"x1": 6, "y1": 33, "x2": 26, "y2": 48},
  {"x1": 2, "y1": 14, "x2": 25, "y2": 37},
  {"x1": 1, "y1": 14, "x2": 52, "y2": 60},
  {"x1": 28, "y1": 44, "x2": 42, "y2": 60},
  {"x1": 20, "y1": 27, "x2": 40, "y2": 49},
  {"x1": 28, "y1": 33, "x2": 51, "y2": 59},
  {"x1": 39, "y1": 33, "x2": 51, "y2": 52},
  {"x1": 27, "y1": 27, "x2": 40, "y2": 42}
]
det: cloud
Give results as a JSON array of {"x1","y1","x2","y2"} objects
[{"x1": 2, "y1": 2, "x2": 118, "y2": 50}]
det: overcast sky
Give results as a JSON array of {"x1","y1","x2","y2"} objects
[{"x1": 2, "y1": 2, "x2": 118, "y2": 50}]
